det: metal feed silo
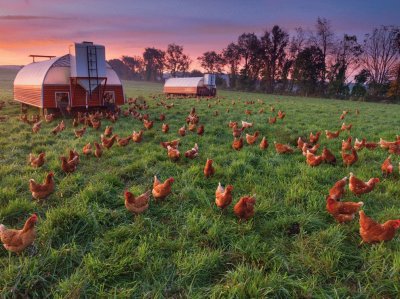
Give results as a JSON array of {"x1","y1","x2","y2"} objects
[{"x1": 70, "y1": 42, "x2": 107, "y2": 96}]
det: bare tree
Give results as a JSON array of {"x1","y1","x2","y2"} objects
[
  {"x1": 362, "y1": 25, "x2": 400, "y2": 95},
  {"x1": 311, "y1": 17, "x2": 335, "y2": 83}
]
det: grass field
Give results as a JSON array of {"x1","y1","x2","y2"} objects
[{"x1": 0, "y1": 70, "x2": 399, "y2": 298}]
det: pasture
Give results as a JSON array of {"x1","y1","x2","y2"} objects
[{"x1": 0, "y1": 71, "x2": 399, "y2": 298}]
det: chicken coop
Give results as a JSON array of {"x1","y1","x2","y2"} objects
[
  {"x1": 14, "y1": 42, "x2": 124, "y2": 113},
  {"x1": 163, "y1": 74, "x2": 216, "y2": 96}
]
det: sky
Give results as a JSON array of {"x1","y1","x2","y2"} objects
[{"x1": 0, "y1": 0, "x2": 399, "y2": 69}]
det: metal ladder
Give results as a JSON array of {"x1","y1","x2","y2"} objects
[{"x1": 86, "y1": 46, "x2": 100, "y2": 101}]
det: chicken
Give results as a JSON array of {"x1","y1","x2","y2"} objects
[
  {"x1": 232, "y1": 137, "x2": 244, "y2": 151},
  {"x1": 82, "y1": 143, "x2": 92, "y2": 155},
  {"x1": 246, "y1": 131, "x2": 259, "y2": 145},
  {"x1": 32, "y1": 120, "x2": 42, "y2": 133},
  {"x1": 159, "y1": 113, "x2": 166, "y2": 121},
  {"x1": 161, "y1": 139, "x2": 180, "y2": 149},
  {"x1": 204, "y1": 158, "x2": 215, "y2": 178},
  {"x1": 44, "y1": 114, "x2": 54, "y2": 123},
  {"x1": 0, "y1": 214, "x2": 38, "y2": 253},
  {"x1": 359, "y1": 211, "x2": 400, "y2": 243},
  {"x1": 322, "y1": 147, "x2": 336, "y2": 164},
  {"x1": 74, "y1": 126, "x2": 86, "y2": 138},
  {"x1": 381, "y1": 156, "x2": 393, "y2": 176},
  {"x1": 379, "y1": 138, "x2": 399, "y2": 149},
  {"x1": 306, "y1": 150, "x2": 323, "y2": 167},
  {"x1": 188, "y1": 123, "x2": 197, "y2": 132},
  {"x1": 167, "y1": 145, "x2": 180, "y2": 161},
  {"x1": 309, "y1": 131, "x2": 321, "y2": 144},
  {"x1": 329, "y1": 176, "x2": 347, "y2": 200},
  {"x1": 29, "y1": 152, "x2": 45, "y2": 167},
  {"x1": 234, "y1": 195, "x2": 256, "y2": 221},
  {"x1": 52, "y1": 120, "x2": 65, "y2": 135},
  {"x1": 229, "y1": 121, "x2": 238, "y2": 128},
  {"x1": 117, "y1": 136, "x2": 131, "y2": 147},
  {"x1": 388, "y1": 144, "x2": 400, "y2": 155},
  {"x1": 268, "y1": 117, "x2": 277, "y2": 124},
  {"x1": 60, "y1": 156, "x2": 77, "y2": 173},
  {"x1": 274, "y1": 142, "x2": 294, "y2": 154},
  {"x1": 277, "y1": 110, "x2": 286, "y2": 119},
  {"x1": 349, "y1": 173, "x2": 380, "y2": 196},
  {"x1": 245, "y1": 109, "x2": 252, "y2": 115},
  {"x1": 29, "y1": 172, "x2": 55, "y2": 200},
  {"x1": 326, "y1": 196, "x2": 363, "y2": 223},
  {"x1": 152, "y1": 176, "x2": 174, "y2": 201},
  {"x1": 241, "y1": 121, "x2": 253, "y2": 128},
  {"x1": 301, "y1": 143, "x2": 320, "y2": 156},
  {"x1": 354, "y1": 138, "x2": 366, "y2": 151},
  {"x1": 101, "y1": 134, "x2": 117, "y2": 149},
  {"x1": 124, "y1": 190, "x2": 151, "y2": 215},
  {"x1": 365, "y1": 141, "x2": 378, "y2": 150},
  {"x1": 104, "y1": 126, "x2": 113, "y2": 137},
  {"x1": 184, "y1": 143, "x2": 199, "y2": 159},
  {"x1": 197, "y1": 125, "x2": 204, "y2": 136},
  {"x1": 340, "y1": 136, "x2": 352, "y2": 151},
  {"x1": 259, "y1": 137, "x2": 268, "y2": 150},
  {"x1": 91, "y1": 119, "x2": 101, "y2": 130},
  {"x1": 162, "y1": 123, "x2": 169, "y2": 133},
  {"x1": 94, "y1": 142, "x2": 103, "y2": 158},
  {"x1": 143, "y1": 119, "x2": 153, "y2": 130},
  {"x1": 341, "y1": 148, "x2": 358, "y2": 166},
  {"x1": 215, "y1": 182, "x2": 233, "y2": 210},
  {"x1": 178, "y1": 125, "x2": 186, "y2": 137},
  {"x1": 325, "y1": 130, "x2": 340, "y2": 139},
  {"x1": 232, "y1": 125, "x2": 244, "y2": 138},
  {"x1": 297, "y1": 137, "x2": 305, "y2": 150},
  {"x1": 341, "y1": 123, "x2": 352, "y2": 131},
  {"x1": 132, "y1": 130, "x2": 143, "y2": 143},
  {"x1": 340, "y1": 113, "x2": 345, "y2": 120}
]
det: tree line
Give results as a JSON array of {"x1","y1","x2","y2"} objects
[{"x1": 108, "y1": 18, "x2": 400, "y2": 102}]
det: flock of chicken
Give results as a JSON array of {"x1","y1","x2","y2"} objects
[{"x1": 0, "y1": 97, "x2": 399, "y2": 254}]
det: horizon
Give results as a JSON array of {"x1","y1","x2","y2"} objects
[{"x1": 1, "y1": 0, "x2": 399, "y2": 70}]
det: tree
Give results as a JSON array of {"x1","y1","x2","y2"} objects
[
  {"x1": 292, "y1": 46, "x2": 325, "y2": 96},
  {"x1": 327, "y1": 34, "x2": 362, "y2": 98},
  {"x1": 197, "y1": 51, "x2": 225, "y2": 74},
  {"x1": 311, "y1": 17, "x2": 335, "y2": 85},
  {"x1": 260, "y1": 25, "x2": 289, "y2": 93},
  {"x1": 362, "y1": 25, "x2": 400, "y2": 96},
  {"x1": 108, "y1": 59, "x2": 135, "y2": 80},
  {"x1": 165, "y1": 44, "x2": 192, "y2": 77},
  {"x1": 189, "y1": 69, "x2": 203, "y2": 77},
  {"x1": 351, "y1": 69, "x2": 369, "y2": 99},
  {"x1": 143, "y1": 48, "x2": 165, "y2": 81},
  {"x1": 122, "y1": 56, "x2": 144, "y2": 79},
  {"x1": 222, "y1": 43, "x2": 241, "y2": 88},
  {"x1": 237, "y1": 33, "x2": 263, "y2": 90}
]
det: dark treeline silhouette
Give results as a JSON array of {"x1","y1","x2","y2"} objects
[{"x1": 108, "y1": 18, "x2": 400, "y2": 102}]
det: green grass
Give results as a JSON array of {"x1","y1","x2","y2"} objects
[{"x1": 0, "y1": 72, "x2": 399, "y2": 298}]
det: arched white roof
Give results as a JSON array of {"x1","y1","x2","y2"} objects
[
  {"x1": 164, "y1": 77, "x2": 204, "y2": 88},
  {"x1": 14, "y1": 54, "x2": 122, "y2": 86},
  {"x1": 14, "y1": 56, "x2": 61, "y2": 86}
]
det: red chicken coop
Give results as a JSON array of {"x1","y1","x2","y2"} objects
[{"x1": 14, "y1": 41, "x2": 125, "y2": 114}]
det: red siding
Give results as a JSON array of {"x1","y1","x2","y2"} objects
[
  {"x1": 14, "y1": 85, "x2": 42, "y2": 107},
  {"x1": 42, "y1": 84, "x2": 124, "y2": 108},
  {"x1": 163, "y1": 86, "x2": 198, "y2": 95}
]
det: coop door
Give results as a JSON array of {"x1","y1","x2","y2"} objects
[
  {"x1": 103, "y1": 91, "x2": 115, "y2": 104},
  {"x1": 55, "y1": 92, "x2": 70, "y2": 108}
]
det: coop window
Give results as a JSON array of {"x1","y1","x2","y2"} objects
[
  {"x1": 55, "y1": 92, "x2": 70, "y2": 107},
  {"x1": 103, "y1": 91, "x2": 115, "y2": 104}
]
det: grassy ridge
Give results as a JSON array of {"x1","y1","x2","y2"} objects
[{"x1": 0, "y1": 75, "x2": 399, "y2": 298}]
